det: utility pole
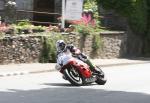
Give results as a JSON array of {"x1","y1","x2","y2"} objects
[{"x1": 61, "y1": 0, "x2": 65, "y2": 29}]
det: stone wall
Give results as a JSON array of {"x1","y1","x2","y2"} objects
[
  {"x1": 66, "y1": 31, "x2": 127, "y2": 59},
  {"x1": 99, "y1": 31, "x2": 127, "y2": 58},
  {"x1": 0, "y1": 35, "x2": 43, "y2": 64},
  {"x1": 0, "y1": 32, "x2": 127, "y2": 64}
]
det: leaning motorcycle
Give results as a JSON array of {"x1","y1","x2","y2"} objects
[{"x1": 57, "y1": 52, "x2": 107, "y2": 86}]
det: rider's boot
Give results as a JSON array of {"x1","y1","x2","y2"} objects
[{"x1": 85, "y1": 59, "x2": 102, "y2": 74}]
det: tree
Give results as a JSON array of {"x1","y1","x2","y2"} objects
[{"x1": 99, "y1": 0, "x2": 150, "y2": 56}]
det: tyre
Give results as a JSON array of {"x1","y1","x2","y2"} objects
[
  {"x1": 95, "y1": 74, "x2": 107, "y2": 85},
  {"x1": 95, "y1": 67, "x2": 107, "y2": 85},
  {"x1": 63, "y1": 67, "x2": 84, "y2": 86}
]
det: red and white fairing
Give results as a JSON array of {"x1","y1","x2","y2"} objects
[{"x1": 57, "y1": 50, "x2": 92, "y2": 78}]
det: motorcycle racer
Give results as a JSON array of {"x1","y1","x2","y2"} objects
[{"x1": 55, "y1": 40, "x2": 99, "y2": 74}]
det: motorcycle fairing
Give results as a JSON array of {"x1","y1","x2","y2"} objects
[{"x1": 60, "y1": 58, "x2": 92, "y2": 78}]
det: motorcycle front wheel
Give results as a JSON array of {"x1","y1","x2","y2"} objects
[
  {"x1": 95, "y1": 75, "x2": 107, "y2": 85},
  {"x1": 95, "y1": 67, "x2": 107, "y2": 85},
  {"x1": 63, "y1": 67, "x2": 84, "y2": 86}
]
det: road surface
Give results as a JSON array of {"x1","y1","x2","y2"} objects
[{"x1": 0, "y1": 63, "x2": 150, "y2": 103}]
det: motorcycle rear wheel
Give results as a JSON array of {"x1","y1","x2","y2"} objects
[{"x1": 64, "y1": 67, "x2": 84, "y2": 86}]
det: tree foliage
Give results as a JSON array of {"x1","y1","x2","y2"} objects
[
  {"x1": 99, "y1": 0, "x2": 150, "y2": 56},
  {"x1": 99, "y1": 0, "x2": 135, "y2": 16},
  {"x1": 84, "y1": 0, "x2": 100, "y2": 25},
  {"x1": 99, "y1": 0, "x2": 148, "y2": 35}
]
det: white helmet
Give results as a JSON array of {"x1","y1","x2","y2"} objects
[{"x1": 56, "y1": 40, "x2": 66, "y2": 52}]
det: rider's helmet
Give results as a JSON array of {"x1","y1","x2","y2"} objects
[{"x1": 56, "y1": 40, "x2": 66, "y2": 52}]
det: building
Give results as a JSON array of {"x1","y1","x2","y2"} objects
[{"x1": 0, "y1": 0, "x2": 62, "y2": 25}]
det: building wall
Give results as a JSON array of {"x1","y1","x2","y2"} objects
[
  {"x1": 16, "y1": 0, "x2": 33, "y2": 10},
  {"x1": 0, "y1": 0, "x2": 5, "y2": 18},
  {"x1": 16, "y1": 0, "x2": 34, "y2": 20},
  {"x1": 15, "y1": 0, "x2": 62, "y2": 23},
  {"x1": 0, "y1": 0, "x2": 61, "y2": 22},
  {"x1": 55, "y1": 0, "x2": 61, "y2": 14},
  {"x1": 0, "y1": 0, "x2": 4, "y2": 10}
]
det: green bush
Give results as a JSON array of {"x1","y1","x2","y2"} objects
[
  {"x1": 92, "y1": 34, "x2": 102, "y2": 51},
  {"x1": 32, "y1": 26, "x2": 46, "y2": 33},
  {"x1": 74, "y1": 24, "x2": 94, "y2": 36},
  {"x1": 74, "y1": 24, "x2": 102, "y2": 52},
  {"x1": 39, "y1": 33, "x2": 64, "y2": 63},
  {"x1": 99, "y1": 0, "x2": 135, "y2": 16},
  {"x1": 17, "y1": 19, "x2": 31, "y2": 26},
  {"x1": 84, "y1": 0, "x2": 99, "y2": 17}
]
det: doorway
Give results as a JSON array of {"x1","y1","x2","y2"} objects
[{"x1": 33, "y1": 0, "x2": 55, "y2": 25}]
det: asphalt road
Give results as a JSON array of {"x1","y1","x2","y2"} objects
[{"x1": 0, "y1": 63, "x2": 150, "y2": 103}]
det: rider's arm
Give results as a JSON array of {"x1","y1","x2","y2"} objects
[
  {"x1": 66, "y1": 44, "x2": 87, "y2": 59},
  {"x1": 66, "y1": 44, "x2": 80, "y2": 55}
]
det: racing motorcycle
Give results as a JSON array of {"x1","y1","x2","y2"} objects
[{"x1": 57, "y1": 51, "x2": 107, "y2": 86}]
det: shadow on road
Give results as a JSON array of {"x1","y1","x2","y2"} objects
[
  {"x1": 0, "y1": 85, "x2": 150, "y2": 103},
  {"x1": 45, "y1": 83, "x2": 73, "y2": 87},
  {"x1": 44, "y1": 83, "x2": 97, "y2": 87},
  {"x1": 123, "y1": 57, "x2": 150, "y2": 61}
]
